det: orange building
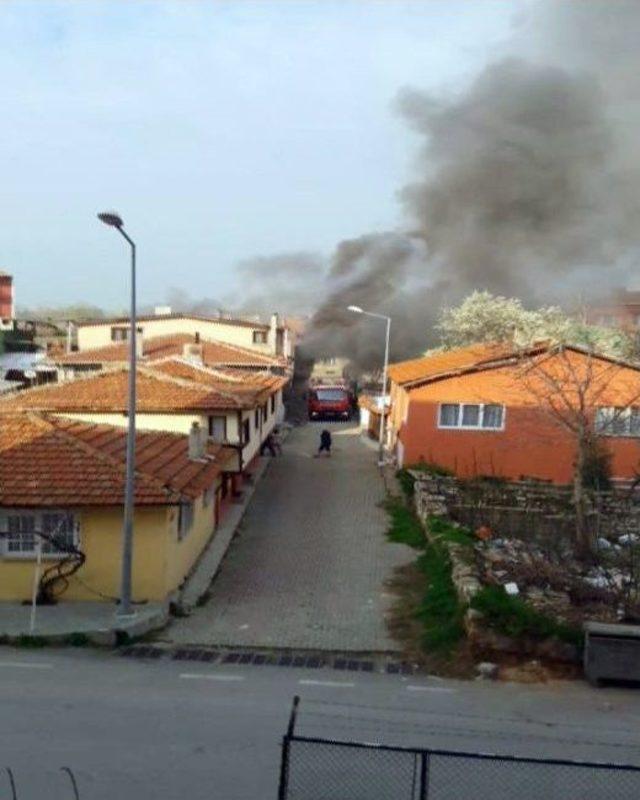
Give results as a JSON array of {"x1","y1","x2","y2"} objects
[{"x1": 388, "y1": 343, "x2": 640, "y2": 484}]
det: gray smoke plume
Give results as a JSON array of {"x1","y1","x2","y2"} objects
[
  {"x1": 303, "y1": 1, "x2": 640, "y2": 371},
  {"x1": 229, "y1": 251, "x2": 326, "y2": 318}
]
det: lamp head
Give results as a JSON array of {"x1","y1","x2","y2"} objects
[
  {"x1": 97, "y1": 211, "x2": 124, "y2": 228},
  {"x1": 347, "y1": 305, "x2": 363, "y2": 314}
]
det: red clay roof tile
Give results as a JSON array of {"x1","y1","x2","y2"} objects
[{"x1": 0, "y1": 412, "x2": 233, "y2": 507}]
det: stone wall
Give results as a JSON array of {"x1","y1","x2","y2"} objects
[{"x1": 412, "y1": 472, "x2": 640, "y2": 545}]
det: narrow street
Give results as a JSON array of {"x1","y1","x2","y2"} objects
[{"x1": 169, "y1": 422, "x2": 412, "y2": 651}]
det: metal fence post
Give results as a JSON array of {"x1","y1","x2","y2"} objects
[
  {"x1": 277, "y1": 737, "x2": 291, "y2": 800},
  {"x1": 278, "y1": 697, "x2": 300, "y2": 800},
  {"x1": 419, "y1": 751, "x2": 430, "y2": 800}
]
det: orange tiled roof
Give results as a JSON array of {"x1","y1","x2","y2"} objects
[
  {"x1": 388, "y1": 340, "x2": 640, "y2": 392},
  {"x1": 0, "y1": 412, "x2": 233, "y2": 507},
  {"x1": 0, "y1": 367, "x2": 251, "y2": 413},
  {"x1": 55, "y1": 333, "x2": 285, "y2": 368},
  {"x1": 151, "y1": 359, "x2": 288, "y2": 401},
  {"x1": 387, "y1": 342, "x2": 547, "y2": 388}
]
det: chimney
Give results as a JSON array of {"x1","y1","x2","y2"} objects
[
  {"x1": 268, "y1": 312, "x2": 279, "y2": 355},
  {"x1": 188, "y1": 422, "x2": 206, "y2": 460},
  {"x1": 182, "y1": 342, "x2": 203, "y2": 364}
]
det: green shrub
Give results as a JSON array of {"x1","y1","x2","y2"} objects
[
  {"x1": 395, "y1": 469, "x2": 416, "y2": 499},
  {"x1": 384, "y1": 497, "x2": 425, "y2": 549},
  {"x1": 427, "y1": 516, "x2": 474, "y2": 548},
  {"x1": 471, "y1": 585, "x2": 582, "y2": 646},
  {"x1": 16, "y1": 635, "x2": 48, "y2": 648},
  {"x1": 65, "y1": 632, "x2": 90, "y2": 647},
  {"x1": 582, "y1": 439, "x2": 612, "y2": 491}
]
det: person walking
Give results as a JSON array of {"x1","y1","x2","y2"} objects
[
  {"x1": 260, "y1": 432, "x2": 278, "y2": 457},
  {"x1": 316, "y1": 428, "x2": 332, "y2": 457}
]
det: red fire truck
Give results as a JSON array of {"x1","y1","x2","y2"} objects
[{"x1": 307, "y1": 384, "x2": 353, "y2": 420}]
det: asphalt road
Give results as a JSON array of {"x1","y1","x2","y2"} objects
[{"x1": 1, "y1": 648, "x2": 640, "y2": 800}]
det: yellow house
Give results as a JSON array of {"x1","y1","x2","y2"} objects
[
  {"x1": 0, "y1": 412, "x2": 235, "y2": 604},
  {"x1": 75, "y1": 311, "x2": 293, "y2": 359}
]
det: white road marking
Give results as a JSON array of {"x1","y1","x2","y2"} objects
[
  {"x1": 180, "y1": 673, "x2": 246, "y2": 682},
  {"x1": 299, "y1": 679, "x2": 355, "y2": 688},
  {"x1": 0, "y1": 661, "x2": 53, "y2": 670},
  {"x1": 406, "y1": 685, "x2": 456, "y2": 693}
]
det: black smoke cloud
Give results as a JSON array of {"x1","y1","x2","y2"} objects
[
  {"x1": 155, "y1": 2, "x2": 640, "y2": 373},
  {"x1": 302, "y1": 2, "x2": 640, "y2": 371}
]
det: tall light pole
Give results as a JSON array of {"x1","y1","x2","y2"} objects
[
  {"x1": 348, "y1": 305, "x2": 391, "y2": 465},
  {"x1": 97, "y1": 211, "x2": 136, "y2": 617}
]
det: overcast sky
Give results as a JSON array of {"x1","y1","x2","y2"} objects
[{"x1": 1, "y1": 1, "x2": 516, "y2": 310}]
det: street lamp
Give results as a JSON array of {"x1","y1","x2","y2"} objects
[
  {"x1": 97, "y1": 211, "x2": 137, "y2": 617},
  {"x1": 348, "y1": 305, "x2": 391, "y2": 465}
]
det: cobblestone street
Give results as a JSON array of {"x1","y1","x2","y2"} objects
[{"x1": 169, "y1": 422, "x2": 412, "y2": 651}]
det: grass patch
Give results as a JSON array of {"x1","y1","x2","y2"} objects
[
  {"x1": 427, "y1": 515, "x2": 474, "y2": 548},
  {"x1": 384, "y1": 496, "x2": 466, "y2": 654},
  {"x1": 471, "y1": 585, "x2": 582, "y2": 646},
  {"x1": 384, "y1": 496, "x2": 426, "y2": 549},
  {"x1": 416, "y1": 542, "x2": 466, "y2": 652}
]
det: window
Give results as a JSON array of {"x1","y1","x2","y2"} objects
[
  {"x1": 110, "y1": 326, "x2": 142, "y2": 342},
  {"x1": 254, "y1": 409, "x2": 260, "y2": 430},
  {"x1": 203, "y1": 485, "x2": 216, "y2": 507},
  {"x1": 439, "y1": 404, "x2": 459, "y2": 427},
  {"x1": 315, "y1": 389, "x2": 348, "y2": 402},
  {"x1": 438, "y1": 403, "x2": 504, "y2": 431},
  {"x1": 3, "y1": 511, "x2": 77, "y2": 557},
  {"x1": 262, "y1": 403, "x2": 268, "y2": 422},
  {"x1": 111, "y1": 326, "x2": 128, "y2": 342},
  {"x1": 482, "y1": 404, "x2": 504, "y2": 429},
  {"x1": 270, "y1": 394, "x2": 275, "y2": 415},
  {"x1": 252, "y1": 330, "x2": 268, "y2": 344},
  {"x1": 596, "y1": 406, "x2": 640, "y2": 437},
  {"x1": 461, "y1": 405, "x2": 480, "y2": 427},
  {"x1": 243, "y1": 418, "x2": 251, "y2": 445},
  {"x1": 178, "y1": 503, "x2": 194, "y2": 541},
  {"x1": 208, "y1": 415, "x2": 227, "y2": 442}
]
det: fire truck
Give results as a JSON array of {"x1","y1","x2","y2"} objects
[{"x1": 307, "y1": 383, "x2": 353, "y2": 420}]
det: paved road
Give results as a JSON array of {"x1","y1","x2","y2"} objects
[
  {"x1": 0, "y1": 648, "x2": 639, "y2": 800},
  {"x1": 169, "y1": 422, "x2": 412, "y2": 651}
]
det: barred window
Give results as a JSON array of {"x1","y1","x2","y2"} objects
[{"x1": 3, "y1": 512, "x2": 77, "y2": 557}]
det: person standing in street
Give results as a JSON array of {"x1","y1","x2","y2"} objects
[{"x1": 316, "y1": 428, "x2": 332, "y2": 457}]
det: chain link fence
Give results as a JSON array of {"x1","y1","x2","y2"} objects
[
  {"x1": 279, "y1": 698, "x2": 640, "y2": 800},
  {"x1": 280, "y1": 737, "x2": 640, "y2": 800}
]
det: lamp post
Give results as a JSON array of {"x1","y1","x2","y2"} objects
[
  {"x1": 348, "y1": 305, "x2": 391, "y2": 465},
  {"x1": 97, "y1": 211, "x2": 136, "y2": 617}
]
